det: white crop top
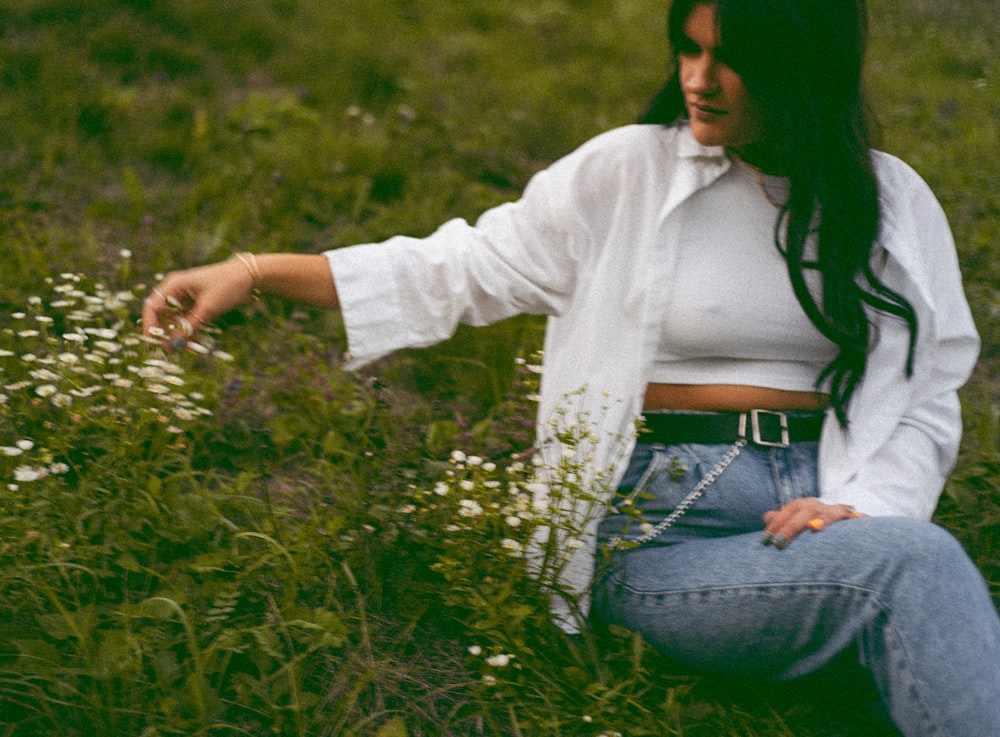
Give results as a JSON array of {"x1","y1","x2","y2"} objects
[{"x1": 649, "y1": 158, "x2": 838, "y2": 391}]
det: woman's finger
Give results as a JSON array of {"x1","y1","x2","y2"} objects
[{"x1": 761, "y1": 499, "x2": 863, "y2": 549}]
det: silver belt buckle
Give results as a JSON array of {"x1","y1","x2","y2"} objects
[{"x1": 739, "y1": 409, "x2": 790, "y2": 448}]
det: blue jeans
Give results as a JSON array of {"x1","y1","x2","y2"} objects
[{"x1": 593, "y1": 438, "x2": 1000, "y2": 737}]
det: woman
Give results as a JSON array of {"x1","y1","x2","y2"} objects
[{"x1": 143, "y1": 1, "x2": 999, "y2": 734}]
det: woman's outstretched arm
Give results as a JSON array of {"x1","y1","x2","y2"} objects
[{"x1": 141, "y1": 253, "x2": 338, "y2": 342}]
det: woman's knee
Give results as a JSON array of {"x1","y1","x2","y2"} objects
[
  {"x1": 863, "y1": 517, "x2": 964, "y2": 558},
  {"x1": 854, "y1": 517, "x2": 984, "y2": 593}
]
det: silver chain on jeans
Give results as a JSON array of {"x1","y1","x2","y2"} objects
[{"x1": 611, "y1": 438, "x2": 747, "y2": 549}]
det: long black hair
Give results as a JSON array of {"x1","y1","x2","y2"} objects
[{"x1": 642, "y1": 0, "x2": 918, "y2": 426}]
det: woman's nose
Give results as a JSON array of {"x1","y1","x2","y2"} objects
[{"x1": 684, "y1": 54, "x2": 719, "y2": 95}]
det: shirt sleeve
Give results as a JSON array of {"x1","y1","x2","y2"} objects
[
  {"x1": 820, "y1": 159, "x2": 981, "y2": 519},
  {"x1": 323, "y1": 135, "x2": 634, "y2": 369}
]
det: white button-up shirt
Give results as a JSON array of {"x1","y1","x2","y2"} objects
[{"x1": 327, "y1": 123, "x2": 980, "y2": 630}]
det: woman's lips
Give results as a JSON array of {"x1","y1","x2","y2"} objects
[{"x1": 689, "y1": 101, "x2": 727, "y2": 119}]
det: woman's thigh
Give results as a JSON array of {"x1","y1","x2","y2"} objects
[{"x1": 593, "y1": 515, "x2": 958, "y2": 681}]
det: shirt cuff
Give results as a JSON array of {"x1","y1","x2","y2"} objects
[{"x1": 325, "y1": 244, "x2": 406, "y2": 370}]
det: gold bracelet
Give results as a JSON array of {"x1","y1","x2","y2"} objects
[{"x1": 232, "y1": 252, "x2": 262, "y2": 300}]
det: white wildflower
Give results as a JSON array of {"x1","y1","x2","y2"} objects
[
  {"x1": 30, "y1": 369, "x2": 60, "y2": 381},
  {"x1": 501, "y1": 538, "x2": 524, "y2": 556},
  {"x1": 14, "y1": 466, "x2": 47, "y2": 482},
  {"x1": 458, "y1": 499, "x2": 483, "y2": 518},
  {"x1": 486, "y1": 653, "x2": 514, "y2": 668},
  {"x1": 86, "y1": 328, "x2": 119, "y2": 340}
]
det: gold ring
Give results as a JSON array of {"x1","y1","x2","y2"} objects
[{"x1": 806, "y1": 518, "x2": 826, "y2": 532}]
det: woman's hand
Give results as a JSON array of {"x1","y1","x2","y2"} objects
[
  {"x1": 761, "y1": 497, "x2": 864, "y2": 549},
  {"x1": 142, "y1": 258, "x2": 256, "y2": 348}
]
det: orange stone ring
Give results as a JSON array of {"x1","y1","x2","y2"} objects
[{"x1": 806, "y1": 518, "x2": 826, "y2": 532}]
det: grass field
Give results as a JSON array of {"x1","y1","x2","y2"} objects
[{"x1": 1, "y1": 1, "x2": 997, "y2": 735}]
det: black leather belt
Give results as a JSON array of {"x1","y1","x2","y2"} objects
[{"x1": 638, "y1": 409, "x2": 824, "y2": 449}]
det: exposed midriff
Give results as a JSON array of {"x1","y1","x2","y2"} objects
[{"x1": 643, "y1": 383, "x2": 829, "y2": 412}]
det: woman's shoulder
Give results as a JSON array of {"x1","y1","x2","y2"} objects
[
  {"x1": 871, "y1": 150, "x2": 939, "y2": 202},
  {"x1": 549, "y1": 122, "x2": 718, "y2": 182},
  {"x1": 575, "y1": 122, "x2": 704, "y2": 158},
  {"x1": 870, "y1": 150, "x2": 957, "y2": 281},
  {"x1": 871, "y1": 149, "x2": 951, "y2": 233}
]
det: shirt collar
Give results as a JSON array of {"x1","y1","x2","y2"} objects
[{"x1": 675, "y1": 122, "x2": 728, "y2": 162}]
